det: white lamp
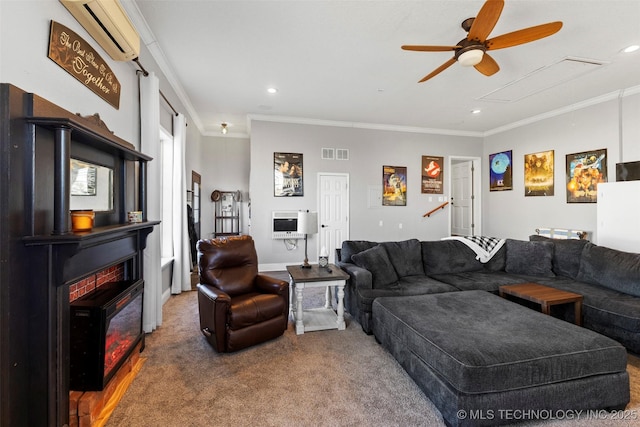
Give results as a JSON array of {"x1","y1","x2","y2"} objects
[
  {"x1": 297, "y1": 210, "x2": 318, "y2": 268},
  {"x1": 458, "y1": 49, "x2": 484, "y2": 67}
]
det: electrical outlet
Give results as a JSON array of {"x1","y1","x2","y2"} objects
[
  {"x1": 379, "y1": 220, "x2": 383, "y2": 227},
  {"x1": 399, "y1": 223, "x2": 403, "y2": 229}
]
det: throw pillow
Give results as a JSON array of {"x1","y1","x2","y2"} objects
[
  {"x1": 529, "y1": 235, "x2": 588, "y2": 279},
  {"x1": 351, "y1": 245, "x2": 399, "y2": 289},
  {"x1": 340, "y1": 240, "x2": 377, "y2": 263},
  {"x1": 381, "y1": 239, "x2": 424, "y2": 277},
  {"x1": 505, "y1": 239, "x2": 555, "y2": 277}
]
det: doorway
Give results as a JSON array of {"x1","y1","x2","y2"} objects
[
  {"x1": 317, "y1": 173, "x2": 349, "y2": 263},
  {"x1": 449, "y1": 157, "x2": 482, "y2": 236},
  {"x1": 189, "y1": 171, "x2": 201, "y2": 268}
]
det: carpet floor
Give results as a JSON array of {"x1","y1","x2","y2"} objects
[{"x1": 106, "y1": 280, "x2": 640, "y2": 427}]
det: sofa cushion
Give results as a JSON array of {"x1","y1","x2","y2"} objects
[
  {"x1": 430, "y1": 270, "x2": 528, "y2": 292},
  {"x1": 355, "y1": 276, "x2": 459, "y2": 312},
  {"x1": 538, "y1": 277, "x2": 640, "y2": 334},
  {"x1": 505, "y1": 239, "x2": 555, "y2": 277},
  {"x1": 351, "y1": 245, "x2": 399, "y2": 289},
  {"x1": 421, "y1": 240, "x2": 483, "y2": 275},
  {"x1": 381, "y1": 239, "x2": 424, "y2": 277},
  {"x1": 340, "y1": 240, "x2": 377, "y2": 263},
  {"x1": 529, "y1": 235, "x2": 588, "y2": 278},
  {"x1": 482, "y1": 244, "x2": 506, "y2": 272},
  {"x1": 577, "y1": 243, "x2": 640, "y2": 297}
]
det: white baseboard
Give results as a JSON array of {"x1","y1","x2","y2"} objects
[
  {"x1": 162, "y1": 287, "x2": 171, "y2": 305},
  {"x1": 259, "y1": 263, "x2": 290, "y2": 272}
]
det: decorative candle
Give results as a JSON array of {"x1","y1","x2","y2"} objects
[{"x1": 70, "y1": 210, "x2": 95, "y2": 231}]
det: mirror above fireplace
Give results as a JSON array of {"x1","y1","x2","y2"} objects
[{"x1": 70, "y1": 158, "x2": 114, "y2": 212}]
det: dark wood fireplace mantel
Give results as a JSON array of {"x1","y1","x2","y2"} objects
[{"x1": 0, "y1": 83, "x2": 158, "y2": 427}]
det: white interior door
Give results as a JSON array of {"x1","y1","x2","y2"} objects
[
  {"x1": 318, "y1": 173, "x2": 349, "y2": 263},
  {"x1": 451, "y1": 160, "x2": 474, "y2": 236}
]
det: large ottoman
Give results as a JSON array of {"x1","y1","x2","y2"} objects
[{"x1": 372, "y1": 290, "x2": 629, "y2": 427}]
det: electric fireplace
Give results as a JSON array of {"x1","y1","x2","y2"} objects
[{"x1": 70, "y1": 279, "x2": 145, "y2": 391}]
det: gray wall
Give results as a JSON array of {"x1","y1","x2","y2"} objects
[
  {"x1": 0, "y1": 1, "x2": 139, "y2": 143},
  {"x1": 0, "y1": 0, "x2": 203, "y2": 278},
  {"x1": 0, "y1": 0, "x2": 202, "y2": 177},
  {"x1": 199, "y1": 135, "x2": 251, "y2": 240},
  {"x1": 483, "y1": 92, "x2": 640, "y2": 242},
  {"x1": 249, "y1": 120, "x2": 483, "y2": 266}
]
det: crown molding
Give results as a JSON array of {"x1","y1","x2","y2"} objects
[
  {"x1": 246, "y1": 114, "x2": 484, "y2": 138},
  {"x1": 484, "y1": 85, "x2": 640, "y2": 136},
  {"x1": 120, "y1": 0, "x2": 204, "y2": 134}
]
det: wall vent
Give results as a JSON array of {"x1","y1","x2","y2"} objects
[
  {"x1": 321, "y1": 148, "x2": 335, "y2": 160},
  {"x1": 336, "y1": 149, "x2": 349, "y2": 160}
]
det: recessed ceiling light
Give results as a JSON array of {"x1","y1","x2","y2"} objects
[
  {"x1": 267, "y1": 87, "x2": 278, "y2": 94},
  {"x1": 471, "y1": 109, "x2": 481, "y2": 114},
  {"x1": 623, "y1": 45, "x2": 639, "y2": 53}
]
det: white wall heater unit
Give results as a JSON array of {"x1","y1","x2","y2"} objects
[{"x1": 272, "y1": 211, "x2": 304, "y2": 239}]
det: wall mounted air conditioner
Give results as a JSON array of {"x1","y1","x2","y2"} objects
[{"x1": 60, "y1": 0, "x2": 140, "y2": 61}]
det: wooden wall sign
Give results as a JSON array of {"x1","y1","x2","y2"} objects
[{"x1": 48, "y1": 21, "x2": 121, "y2": 109}]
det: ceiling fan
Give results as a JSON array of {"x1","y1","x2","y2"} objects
[{"x1": 402, "y1": 0, "x2": 562, "y2": 82}]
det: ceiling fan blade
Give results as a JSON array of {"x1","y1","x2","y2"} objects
[
  {"x1": 467, "y1": 0, "x2": 504, "y2": 42},
  {"x1": 474, "y1": 53, "x2": 500, "y2": 76},
  {"x1": 402, "y1": 45, "x2": 460, "y2": 52},
  {"x1": 418, "y1": 57, "x2": 457, "y2": 82},
  {"x1": 486, "y1": 21, "x2": 563, "y2": 50}
]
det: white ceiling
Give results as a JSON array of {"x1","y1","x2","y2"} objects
[{"x1": 123, "y1": 0, "x2": 640, "y2": 138}]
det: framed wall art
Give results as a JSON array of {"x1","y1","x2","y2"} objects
[
  {"x1": 489, "y1": 150, "x2": 512, "y2": 191},
  {"x1": 274, "y1": 152, "x2": 303, "y2": 197},
  {"x1": 566, "y1": 149, "x2": 607, "y2": 203},
  {"x1": 421, "y1": 155, "x2": 443, "y2": 194},
  {"x1": 524, "y1": 150, "x2": 554, "y2": 196},
  {"x1": 383, "y1": 165, "x2": 407, "y2": 206}
]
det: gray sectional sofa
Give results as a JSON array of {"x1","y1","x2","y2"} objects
[{"x1": 336, "y1": 236, "x2": 640, "y2": 354}]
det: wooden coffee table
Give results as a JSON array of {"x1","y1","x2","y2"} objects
[{"x1": 499, "y1": 283, "x2": 583, "y2": 326}]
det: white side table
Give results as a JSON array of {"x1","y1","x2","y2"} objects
[{"x1": 286, "y1": 264, "x2": 349, "y2": 335}]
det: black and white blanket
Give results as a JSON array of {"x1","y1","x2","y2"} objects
[{"x1": 442, "y1": 236, "x2": 505, "y2": 263}]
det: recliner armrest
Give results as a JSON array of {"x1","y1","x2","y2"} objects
[
  {"x1": 196, "y1": 283, "x2": 231, "y2": 352},
  {"x1": 197, "y1": 283, "x2": 231, "y2": 303},
  {"x1": 255, "y1": 274, "x2": 289, "y2": 295}
]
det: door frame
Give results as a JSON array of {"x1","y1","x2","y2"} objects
[
  {"x1": 448, "y1": 156, "x2": 482, "y2": 237},
  {"x1": 317, "y1": 172, "x2": 350, "y2": 263}
]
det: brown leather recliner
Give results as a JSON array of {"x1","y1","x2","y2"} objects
[{"x1": 196, "y1": 235, "x2": 289, "y2": 352}]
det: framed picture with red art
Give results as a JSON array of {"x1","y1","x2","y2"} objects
[{"x1": 421, "y1": 155, "x2": 443, "y2": 194}]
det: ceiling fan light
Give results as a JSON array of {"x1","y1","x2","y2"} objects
[
  {"x1": 623, "y1": 45, "x2": 639, "y2": 54},
  {"x1": 458, "y1": 49, "x2": 484, "y2": 67}
]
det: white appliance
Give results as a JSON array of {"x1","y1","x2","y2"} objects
[
  {"x1": 272, "y1": 211, "x2": 304, "y2": 240},
  {"x1": 597, "y1": 181, "x2": 640, "y2": 253},
  {"x1": 60, "y1": 0, "x2": 140, "y2": 61}
]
